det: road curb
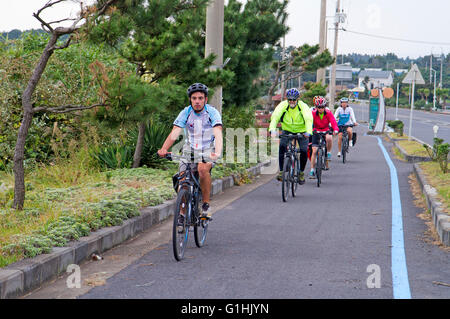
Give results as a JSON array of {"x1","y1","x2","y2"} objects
[
  {"x1": 0, "y1": 161, "x2": 272, "y2": 299},
  {"x1": 413, "y1": 163, "x2": 450, "y2": 246},
  {"x1": 385, "y1": 133, "x2": 431, "y2": 163},
  {"x1": 393, "y1": 140, "x2": 431, "y2": 163}
]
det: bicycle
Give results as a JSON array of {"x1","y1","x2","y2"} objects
[
  {"x1": 339, "y1": 125, "x2": 353, "y2": 164},
  {"x1": 279, "y1": 133, "x2": 302, "y2": 202},
  {"x1": 164, "y1": 152, "x2": 210, "y2": 261},
  {"x1": 314, "y1": 131, "x2": 329, "y2": 187}
]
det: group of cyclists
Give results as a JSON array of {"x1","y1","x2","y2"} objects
[
  {"x1": 269, "y1": 87, "x2": 359, "y2": 181},
  {"x1": 157, "y1": 83, "x2": 359, "y2": 221}
]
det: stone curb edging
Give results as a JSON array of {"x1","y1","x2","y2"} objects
[
  {"x1": 0, "y1": 161, "x2": 272, "y2": 299},
  {"x1": 385, "y1": 133, "x2": 431, "y2": 163},
  {"x1": 413, "y1": 163, "x2": 450, "y2": 247}
]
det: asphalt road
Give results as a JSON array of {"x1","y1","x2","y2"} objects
[
  {"x1": 351, "y1": 101, "x2": 450, "y2": 145},
  {"x1": 65, "y1": 126, "x2": 448, "y2": 300}
]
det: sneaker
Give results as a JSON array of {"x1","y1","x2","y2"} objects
[
  {"x1": 201, "y1": 202, "x2": 212, "y2": 219},
  {"x1": 327, "y1": 152, "x2": 332, "y2": 161},
  {"x1": 309, "y1": 170, "x2": 316, "y2": 179},
  {"x1": 298, "y1": 171, "x2": 305, "y2": 184},
  {"x1": 337, "y1": 152, "x2": 341, "y2": 157},
  {"x1": 276, "y1": 171, "x2": 283, "y2": 181},
  {"x1": 349, "y1": 140, "x2": 353, "y2": 147}
]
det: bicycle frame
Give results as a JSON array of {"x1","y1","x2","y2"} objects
[
  {"x1": 165, "y1": 151, "x2": 210, "y2": 261},
  {"x1": 167, "y1": 153, "x2": 204, "y2": 220},
  {"x1": 279, "y1": 133, "x2": 302, "y2": 202}
]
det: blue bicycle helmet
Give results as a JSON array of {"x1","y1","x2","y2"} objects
[
  {"x1": 286, "y1": 88, "x2": 300, "y2": 100},
  {"x1": 340, "y1": 97, "x2": 349, "y2": 103}
]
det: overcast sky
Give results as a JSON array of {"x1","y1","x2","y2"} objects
[{"x1": 1, "y1": 0, "x2": 449, "y2": 59}]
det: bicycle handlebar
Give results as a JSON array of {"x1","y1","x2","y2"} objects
[
  {"x1": 163, "y1": 151, "x2": 212, "y2": 162},
  {"x1": 279, "y1": 133, "x2": 305, "y2": 139}
]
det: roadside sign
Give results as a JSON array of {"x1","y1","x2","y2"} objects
[
  {"x1": 402, "y1": 64, "x2": 424, "y2": 140},
  {"x1": 369, "y1": 97, "x2": 379, "y2": 130},
  {"x1": 402, "y1": 64, "x2": 425, "y2": 84},
  {"x1": 383, "y1": 87, "x2": 394, "y2": 99}
]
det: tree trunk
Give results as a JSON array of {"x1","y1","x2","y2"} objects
[
  {"x1": 132, "y1": 121, "x2": 146, "y2": 168},
  {"x1": 13, "y1": 111, "x2": 33, "y2": 209},
  {"x1": 13, "y1": 34, "x2": 58, "y2": 210}
]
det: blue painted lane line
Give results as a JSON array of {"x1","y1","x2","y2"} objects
[{"x1": 376, "y1": 136, "x2": 412, "y2": 299}]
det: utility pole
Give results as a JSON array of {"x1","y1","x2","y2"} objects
[
  {"x1": 205, "y1": 0, "x2": 224, "y2": 114},
  {"x1": 395, "y1": 82, "x2": 399, "y2": 120},
  {"x1": 316, "y1": 0, "x2": 327, "y2": 85},
  {"x1": 329, "y1": 0, "x2": 342, "y2": 107},
  {"x1": 429, "y1": 54, "x2": 433, "y2": 85},
  {"x1": 280, "y1": 35, "x2": 286, "y2": 100}
]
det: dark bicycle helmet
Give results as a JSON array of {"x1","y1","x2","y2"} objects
[
  {"x1": 187, "y1": 83, "x2": 208, "y2": 98},
  {"x1": 286, "y1": 88, "x2": 300, "y2": 100}
]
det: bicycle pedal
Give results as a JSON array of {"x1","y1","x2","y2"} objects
[{"x1": 200, "y1": 216, "x2": 212, "y2": 221}]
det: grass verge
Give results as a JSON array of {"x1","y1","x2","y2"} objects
[
  {"x1": 417, "y1": 161, "x2": 450, "y2": 215},
  {"x1": 0, "y1": 160, "x2": 256, "y2": 268},
  {"x1": 397, "y1": 139, "x2": 429, "y2": 157}
]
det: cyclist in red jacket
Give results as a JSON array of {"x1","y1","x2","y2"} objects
[{"x1": 309, "y1": 96, "x2": 339, "y2": 179}]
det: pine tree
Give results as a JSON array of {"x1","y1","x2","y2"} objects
[{"x1": 87, "y1": 0, "x2": 232, "y2": 167}]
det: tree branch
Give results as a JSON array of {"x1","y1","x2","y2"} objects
[{"x1": 32, "y1": 103, "x2": 105, "y2": 114}]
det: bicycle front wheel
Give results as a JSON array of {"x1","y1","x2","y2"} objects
[
  {"x1": 316, "y1": 148, "x2": 322, "y2": 187},
  {"x1": 173, "y1": 188, "x2": 191, "y2": 261},
  {"x1": 291, "y1": 156, "x2": 298, "y2": 197},
  {"x1": 282, "y1": 157, "x2": 291, "y2": 202}
]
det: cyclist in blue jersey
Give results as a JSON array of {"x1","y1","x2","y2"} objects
[
  {"x1": 334, "y1": 97, "x2": 358, "y2": 157},
  {"x1": 157, "y1": 83, "x2": 223, "y2": 218}
]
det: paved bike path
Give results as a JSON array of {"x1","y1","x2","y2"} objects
[{"x1": 79, "y1": 130, "x2": 449, "y2": 299}]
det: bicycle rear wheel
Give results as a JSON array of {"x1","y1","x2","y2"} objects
[
  {"x1": 282, "y1": 157, "x2": 291, "y2": 202},
  {"x1": 342, "y1": 137, "x2": 347, "y2": 164},
  {"x1": 173, "y1": 188, "x2": 191, "y2": 261},
  {"x1": 291, "y1": 156, "x2": 298, "y2": 197}
]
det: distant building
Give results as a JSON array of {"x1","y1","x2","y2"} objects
[
  {"x1": 358, "y1": 70, "x2": 393, "y2": 89},
  {"x1": 394, "y1": 69, "x2": 408, "y2": 75},
  {"x1": 326, "y1": 64, "x2": 353, "y2": 88}
]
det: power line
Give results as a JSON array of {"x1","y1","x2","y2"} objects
[{"x1": 340, "y1": 28, "x2": 450, "y2": 46}]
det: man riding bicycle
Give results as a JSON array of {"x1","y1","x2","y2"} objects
[
  {"x1": 157, "y1": 83, "x2": 223, "y2": 219},
  {"x1": 334, "y1": 97, "x2": 358, "y2": 157},
  {"x1": 309, "y1": 96, "x2": 339, "y2": 179},
  {"x1": 269, "y1": 88, "x2": 313, "y2": 183}
]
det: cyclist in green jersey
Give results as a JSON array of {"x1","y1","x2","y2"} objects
[{"x1": 269, "y1": 88, "x2": 313, "y2": 183}]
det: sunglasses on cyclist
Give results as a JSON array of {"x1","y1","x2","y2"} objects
[
  {"x1": 288, "y1": 99, "x2": 297, "y2": 102},
  {"x1": 316, "y1": 106, "x2": 325, "y2": 109}
]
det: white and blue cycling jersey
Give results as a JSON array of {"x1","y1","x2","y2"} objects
[
  {"x1": 173, "y1": 104, "x2": 222, "y2": 151},
  {"x1": 334, "y1": 106, "x2": 356, "y2": 126}
]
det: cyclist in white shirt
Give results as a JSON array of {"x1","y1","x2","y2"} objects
[{"x1": 334, "y1": 98, "x2": 358, "y2": 157}]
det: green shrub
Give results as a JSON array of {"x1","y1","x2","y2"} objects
[
  {"x1": 90, "y1": 142, "x2": 134, "y2": 169},
  {"x1": 129, "y1": 119, "x2": 173, "y2": 168},
  {"x1": 424, "y1": 138, "x2": 449, "y2": 174},
  {"x1": 386, "y1": 120, "x2": 404, "y2": 136}
]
